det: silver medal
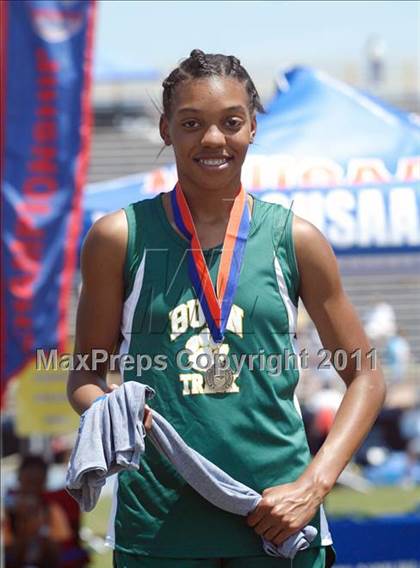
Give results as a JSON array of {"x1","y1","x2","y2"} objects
[{"x1": 204, "y1": 350, "x2": 234, "y2": 392}]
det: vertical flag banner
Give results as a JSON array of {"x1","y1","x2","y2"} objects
[{"x1": 2, "y1": 0, "x2": 96, "y2": 426}]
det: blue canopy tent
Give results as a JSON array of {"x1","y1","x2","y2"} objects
[{"x1": 83, "y1": 67, "x2": 420, "y2": 255}]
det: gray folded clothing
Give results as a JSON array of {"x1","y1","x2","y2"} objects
[{"x1": 66, "y1": 381, "x2": 318, "y2": 559}]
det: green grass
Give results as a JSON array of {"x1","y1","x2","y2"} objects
[
  {"x1": 324, "y1": 485, "x2": 420, "y2": 517},
  {"x1": 83, "y1": 486, "x2": 420, "y2": 567},
  {"x1": 88, "y1": 548, "x2": 113, "y2": 568},
  {"x1": 83, "y1": 497, "x2": 113, "y2": 535},
  {"x1": 82, "y1": 497, "x2": 113, "y2": 568}
]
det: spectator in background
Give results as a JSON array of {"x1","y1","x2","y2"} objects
[
  {"x1": 384, "y1": 327, "x2": 411, "y2": 384},
  {"x1": 400, "y1": 395, "x2": 420, "y2": 485},
  {"x1": 305, "y1": 381, "x2": 344, "y2": 454},
  {"x1": 3, "y1": 455, "x2": 88, "y2": 568},
  {"x1": 4, "y1": 456, "x2": 69, "y2": 567},
  {"x1": 365, "y1": 301, "x2": 396, "y2": 351},
  {"x1": 3, "y1": 492, "x2": 60, "y2": 568}
]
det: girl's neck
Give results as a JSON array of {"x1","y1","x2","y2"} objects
[
  {"x1": 162, "y1": 180, "x2": 253, "y2": 250},
  {"x1": 177, "y1": 178, "x2": 241, "y2": 224}
]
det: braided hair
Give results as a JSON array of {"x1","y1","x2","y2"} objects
[{"x1": 162, "y1": 49, "x2": 265, "y2": 117}]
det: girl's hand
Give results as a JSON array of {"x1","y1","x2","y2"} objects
[
  {"x1": 143, "y1": 405, "x2": 153, "y2": 432},
  {"x1": 107, "y1": 383, "x2": 153, "y2": 432},
  {"x1": 246, "y1": 478, "x2": 324, "y2": 545}
]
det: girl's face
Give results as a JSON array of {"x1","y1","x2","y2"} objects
[{"x1": 160, "y1": 76, "x2": 257, "y2": 193}]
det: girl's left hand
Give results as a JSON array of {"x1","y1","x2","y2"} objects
[{"x1": 246, "y1": 479, "x2": 323, "y2": 545}]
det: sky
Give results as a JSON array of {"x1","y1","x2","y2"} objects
[{"x1": 94, "y1": 1, "x2": 419, "y2": 96}]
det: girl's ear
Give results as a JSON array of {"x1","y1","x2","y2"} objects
[
  {"x1": 159, "y1": 114, "x2": 172, "y2": 146},
  {"x1": 250, "y1": 114, "x2": 257, "y2": 143}
]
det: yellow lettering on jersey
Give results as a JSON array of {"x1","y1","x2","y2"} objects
[
  {"x1": 179, "y1": 374, "x2": 240, "y2": 396},
  {"x1": 179, "y1": 375, "x2": 192, "y2": 395},
  {"x1": 191, "y1": 374, "x2": 205, "y2": 395},
  {"x1": 169, "y1": 304, "x2": 189, "y2": 338},
  {"x1": 227, "y1": 305, "x2": 244, "y2": 338},
  {"x1": 170, "y1": 301, "x2": 244, "y2": 341},
  {"x1": 186, "y1": 299, "x2": 205, "y2": 329}
]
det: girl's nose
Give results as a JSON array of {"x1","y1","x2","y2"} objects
[{"x1": 201, "y1": 124, "x2": 226, "y2": 147}]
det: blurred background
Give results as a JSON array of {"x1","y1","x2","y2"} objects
[{"x1": 2, "y1": 1, "x2": 420, "y2": 567}]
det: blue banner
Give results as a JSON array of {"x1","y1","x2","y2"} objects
[
  {"x1": 2, "y1": 0, "x2": 96, "y2": 402},
  {"x1": 82, "y1": 158, "x2": 420, "y2": 255},
  {"x1": 258, "y1": 182, "x2": 420, "y2": 255},
  {"x1": 330, "y1": 514, "x2": 420, "y2": 564}
]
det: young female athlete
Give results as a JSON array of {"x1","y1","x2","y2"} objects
[{"x1": 67, "y1": 50, "x2": 386, "y2": 567}]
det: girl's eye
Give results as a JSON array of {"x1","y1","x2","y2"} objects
[
  {"x1": 225, "y1": 117, "x2": 243, "y2": 129},
  {"x1": 182, "y1": 120, "x2": 200, "y2": 129}
]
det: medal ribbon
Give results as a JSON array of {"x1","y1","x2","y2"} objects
[{"x1": 171, "y1": 183, "x2": 250, "y2": 343}]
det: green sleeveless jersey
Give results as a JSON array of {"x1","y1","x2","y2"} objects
[{"x1": 107, "y1": 193, "x2": 330, "y2": 556}]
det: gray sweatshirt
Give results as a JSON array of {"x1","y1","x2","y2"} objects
[{"x1": 66, "y1": 381, "x2": 319, "y2": 559}]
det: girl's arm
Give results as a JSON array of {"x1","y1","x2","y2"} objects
[
  {"x1": 247, "y1": 215, "x2": 386, "y2": 545},
  {"x1": 67, "y1": 210, "x2": 127, "y2": 415}
]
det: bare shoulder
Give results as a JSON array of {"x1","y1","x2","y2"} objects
[
  {"x1": 81, "y1": 209, "x2": 128, "y2": 277},
  {"x1": 292, "y1": 213, "x2": 342, "y2": 299},
  {"x1": 84, "y1": 209, "x2": 127, "y2": 249},
  {"x1": 292, "y1": 214, "x2": 334, "y2": 261}
]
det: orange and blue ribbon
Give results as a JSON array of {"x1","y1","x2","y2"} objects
[{"x1": 171, "y1": 183, "x2": 250, "y2": 343}]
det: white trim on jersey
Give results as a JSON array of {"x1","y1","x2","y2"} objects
[
  {"x1": 273, "y1": 254, "x2": 333, "y2": 547},
  {"x1": 105, "y1": 476, "x2": 119, "y2": 549},
  {"x1": 107, "y1": 251, "x2": 146, "y2": 549},
  {"x1": 274, "y1": 254, "x2": 302, "y2": 418},
  {"x1": 320, "y1": 504, "x2": 334, "y2": 546},
  {"x1": 119, "y1": 250, "x2": 147, "y2": 365}
]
